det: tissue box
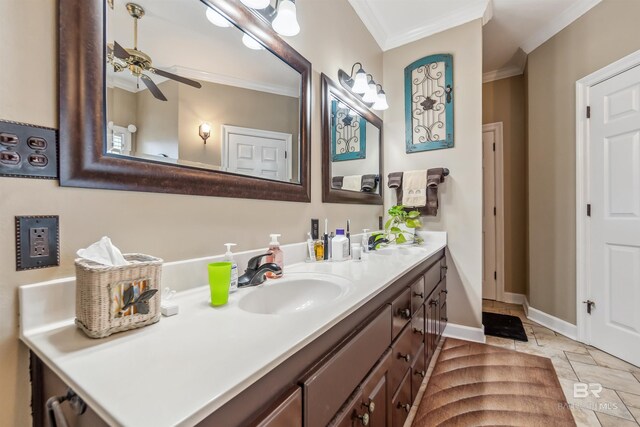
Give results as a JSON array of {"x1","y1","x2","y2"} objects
[{"x1": 75, "y1": 254, "x2": 163, "y2": 338}]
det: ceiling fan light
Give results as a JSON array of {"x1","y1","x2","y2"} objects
[
  {"x1": 372, "y1": 90, "x2": 389, "y2": 111},
  {"x1": 206, "y1": 8, "x2": 231, "y2": 28},
  {"x1": 351, "y1": 69, "x2": 369, "y2": 94},
  {"x1": 362, "y1": 82, "x2": 378, "y2": 103},
  {"x1": 242, "y1": 33, "x2": 264, "y2": 50},
  {"x1": 240, "y1": 0, "x2": 270, "y2": 9},
  {"x1": 272, "y1": 0, "x2": 300, "y2": 37}
]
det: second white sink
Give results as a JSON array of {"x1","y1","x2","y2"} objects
[{"x1": 238, "y1": 273, "x2": 351, "y2": 315}]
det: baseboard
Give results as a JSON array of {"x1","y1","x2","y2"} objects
[
  {"x1": 524, "y1": 297, "x2": 577, "y2": 340},
  {"x1": 443, "y1": 323, "x2": 486, "y2": 343},
  {"x1": 501, "y1": 292, "x2": 526, "y2": 305}
]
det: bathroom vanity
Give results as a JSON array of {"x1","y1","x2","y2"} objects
[{"x1": 21, "y1": 233, "x2": 447, "y2": 426}]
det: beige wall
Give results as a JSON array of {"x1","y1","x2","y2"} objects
[
  {"x1": 136, "y1": 80, "x2": 180, "y2": 157},
  {"x1": 106, "y1": 87, "x2": 138, "y2": 128},
  {"x1": 482, "y1": 75, "x2": 527, "y2": 295},
  {"x1": 0, "y1": 1, "x2": 383, "y2": 425},
  {"x1": 527, "y1": 0, "x2": 640, "y2": 323},
  {"x1": 177, "y1": 81, "x2": 299, "y2": 179},
  {"x1": 383, "y1": 20, "x2": 484, "y2": 329}
]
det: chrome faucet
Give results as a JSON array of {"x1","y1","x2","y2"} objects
[
  {"x1": 238, "y1": 253, "x2": 282, "y2": 288},
  {"x1": 368, "y1": 234, "x2": 389, "y2": 251}
]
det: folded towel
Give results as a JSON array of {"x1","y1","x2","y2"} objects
[
  {"x1": 361, "y1": 174, "x2": 378, "y2": 192},
  {"x1": 402, "y1": 170, "x2": 427, "y2": 207},
  {"x1": 332, "y1": 176, "x2": 344, "y2": 189},
  {"x1": 342, "y1": 175, "x2": 362, "y2": 192},
  {"x1": 387, "y1": 172, "x2": 403, "y2": 189},
  {"x1": 425, "y1": 168, "x2": 446, "y2": 215}
]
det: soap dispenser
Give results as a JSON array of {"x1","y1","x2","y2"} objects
[
  {"x1": 266, "y1": 234, "x2": 283, "y2": 279},
  {"x1": 224, "y1": 243, "x2": 239, "y2": 293}
]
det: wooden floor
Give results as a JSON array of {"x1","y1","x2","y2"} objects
[{"x1": 405, "y1": 300, "x2": 640, "y2": 427}]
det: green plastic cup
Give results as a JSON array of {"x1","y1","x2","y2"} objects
[{"x1": 208, "y1": 262, "x2": 232, "y2": 306}]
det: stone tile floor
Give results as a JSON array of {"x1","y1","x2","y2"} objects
[{"x1": 405, "y1": 300, "x2": 640, "y2": 426}]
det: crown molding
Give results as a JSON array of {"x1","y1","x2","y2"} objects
[
  {"x1": 482, "y1": 66, "x2": 522, "y2": 83},
  {"x1": 521, "y1": 0, "x2": 602, "y2": 53},
  {"x1": 349, "y1": 0, "x2": 491, "y2": 52}
]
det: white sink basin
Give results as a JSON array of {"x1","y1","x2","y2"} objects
[{"x1": 238, "y1": 273, "x2": 351, "y2": 315}]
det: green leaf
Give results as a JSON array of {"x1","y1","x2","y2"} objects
[
  {"x1": 390, "y1": 226, "x2": 402, "y2": 234},
  {"x1": 396, "y1": 234, "x2": 407, "y2": 244},
  {"x1": 384, "y1": 218, "x2": 393, "y2": 230},
  {"x1": 407, "y1": 210, "x2": 420, "y2": 219},
  {"x1": 405, "y1": 219, "x2": 417, "y2": 228},
  {"x1": 374, "y1": 234, "x2": 386, "y2": 242}
]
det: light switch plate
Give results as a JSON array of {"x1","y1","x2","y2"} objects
[{"x1": 16, "y1": 215, "x2": 60, "y2": 270}]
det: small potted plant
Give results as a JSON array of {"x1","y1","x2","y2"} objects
[{"x1": 372, "y1": 205, "x2": 423, "y2": 249}]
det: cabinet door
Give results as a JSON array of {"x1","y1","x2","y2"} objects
[
  {"x1": 388, "y1": 324, "x2": 413, "y2": 395},
  {"x1": 253, "y1": 388, "x2": 302, "y2": 427},
  {"x1": 411, "y1": 344, "x2": 426, "y2": 403},
  {"x1": 439, "y1": 279, "x2": 448, "y2": 337},
  {"x1": 360, "y1": 350, "x2": 391, "y2": 427},
  {"x1": 390, "y1": 369, "x2": 412, "y2": 427},
  {"x1": 411, "y1": 305, "x2": 425, "y2": 355},
  {"x1": 331, "y1": 389, "x2": 364, "y2": 427},
  {"x1": 410, "y1": 277, "x2": 425, "y2": 314}
]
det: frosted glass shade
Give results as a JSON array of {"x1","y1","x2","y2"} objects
[
  {"x1": 372, "y1": 91, "x2": 389, "y2": 110},
  {"x1": 272, "y1": 0, "x2": 300, "y2": 37},
  {"x1": 242, "y1": 33, "x2": 264, "y2": 50},
  {"x1": 351, "y1": 70, "x2": 369, "y2": 94},
  {"x1": 362, "y1": 83, "x2": 378, "y2": 103},
  {"x1": 205, "y1": 8, "x2": 231, "y2": 28},
  {"x1": 240, "y1": 0, "x2": 270, "y2": 9}
]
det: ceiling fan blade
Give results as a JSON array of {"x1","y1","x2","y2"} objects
[
  {"x1": 112, "y1": 41, "x2": 130, "y2": 60},
  {"x1": 150, "y1": 68, "x2": 202, "y2": 89},
  {"x1": 140, "y1": 74, "x2": 167, "y2": 101}
]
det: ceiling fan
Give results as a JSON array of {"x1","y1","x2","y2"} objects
[{"x1": 107, "y1": 2, "x2": 202, "y2": 101}]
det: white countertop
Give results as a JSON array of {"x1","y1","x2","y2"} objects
[{"x1": 19, "y1": 232, "x2": 446, "y2": 427}]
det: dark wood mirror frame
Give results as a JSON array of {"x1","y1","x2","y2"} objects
[
  {"x1": 321, "y1": 73, "x2": 383, "y2": 205},
  {"x1": 59, "y1": 0, "x2": 311, "y2": 202}
]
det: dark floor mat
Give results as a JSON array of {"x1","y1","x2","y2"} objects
[{"x1": 482, "y1": 311, "x2": 528, "y2": 342}]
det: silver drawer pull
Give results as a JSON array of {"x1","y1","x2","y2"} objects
[
  {"x1": 399, "y1": 308, "x2": 411, "y2": 319},
  {"x1": 398, "y1": 352, "x2": 411, "y2": 363},
  {"x1": 356, "y1": 412, "x2": 369, "y2": 426},
  {"x1": 415, "y1": 369, "x2": 426, "y2": 378},
  {"x1": 413, "y1": 327, "x2": 424, "y2": 335},
  {"x1": 413, "y1": 291, "x2": 424, "y2": 298},
  {"x1": 398, "y1": 402, "x2": 411, "y2": 413},
  {"x1": 362, "y1": 399, "x2": 375, "y2": 414}
]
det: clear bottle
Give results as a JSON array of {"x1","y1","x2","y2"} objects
[
  {"x1": 223, "y1": 243, "x2": 238, "y2": 293},
  {"x1": 265, "y1": 234, "x2": 283, "y2": 279}
]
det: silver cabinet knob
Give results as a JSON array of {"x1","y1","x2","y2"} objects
[
  {"x1": 362, "y1": 399, "x2": 375, "y2": 414},
  {"x1": 413, "y1": 291, "x2": 424, "y2": 298},
  {"x1": 399, "y1": 308, "x2": 411, "y2": 319},
  {"x1": 413, "y1": 327, "x2": 424, "y2": 335},
  {"x1": 398, "y1": 352, "x2": 411, "y2": 363},
  {"x1": 357, "y1": 412, "x2": 369, "y2": 426},
  {"x1": 398, "y1": 402, "x2": 411, "y2": 413},
  {"x1": 415, "y1": 369, "x2": 426, "y2": 378}
]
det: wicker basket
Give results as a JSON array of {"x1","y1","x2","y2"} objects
[{"x1": 75, "y1": 254, "x2": 163, "y2": 338}]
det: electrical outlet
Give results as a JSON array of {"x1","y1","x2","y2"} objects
[{"x1": 16, "y1": 216, "x2": 59, "y2": 270}]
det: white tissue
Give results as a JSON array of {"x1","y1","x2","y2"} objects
[{"x1": 76, "y1": 236, "x2": 128, "y2": 266}]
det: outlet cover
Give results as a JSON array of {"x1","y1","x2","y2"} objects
[{"x1": 16, "y1": 215, "x2": 60, "y2": 270}]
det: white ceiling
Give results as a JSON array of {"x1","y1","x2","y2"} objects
[
  {"x1": 348, "y1": 0, "x2": 602, "y2": 81},
  {"x1": 106, "y1": 0, "x2": 300, "y2": 96}
]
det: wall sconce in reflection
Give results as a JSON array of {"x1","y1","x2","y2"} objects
[
  {"x1": 199, "y1": 122, "x2": 211, "y2": 144},
  {"x1": 338, "y1": 62, "x2": 388, "y2": 111}
]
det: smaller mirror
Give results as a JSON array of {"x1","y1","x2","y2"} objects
[{"x1": 321, "y1": 74, "x2": 383, "y2": 204}]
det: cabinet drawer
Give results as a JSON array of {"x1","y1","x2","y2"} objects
[
  {"x1": 424, "y1": 260, "x2": 442, "y2": 299},
  {"x1": 440, "y1": 256, "x2": 447, "y2": 281},
  {"x1": 410, "y1": 277, "x2": 425, "y2": 313},
  {"x1": 304, "y1": 306, "x2": 392, "y2": 427},
  {"x1": 252, "y1": 387, "x2": 302, "y2": 427},
  {"x1": 411, "y1": 305, "x2": 425, "y2": 353},
  {"x1": 391, "y1": 288, "x2": 412, "y2": 338},
  {"x1": 411, "y1": 344, "x2": 426, "y2": 403},
  {"x1": 391, "y1": 369, "x2": 412, "y2": 427},
  {"x1": 388, "y1": 324, "x2": 413, "y2": 395}
]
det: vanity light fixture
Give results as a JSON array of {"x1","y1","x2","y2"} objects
[
  {"x1": 372, "y1": 85, "x2": 389, "y2": 111},
  {"x1": 241, "y1": 0, "x2": 271, "y2": 9},
  {"x1": 205, "y1": 8, "x2": 231, "y2": 27},
  {"x1": 338, "y1": 63, "x2": 388, "y2": 110},
  {"x1": 199, "y1": 122, "x2": 212, "y2": 144}
]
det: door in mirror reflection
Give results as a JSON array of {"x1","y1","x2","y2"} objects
[
  {"x1": 330, "y1": 95, "x2": 381, "y2": 194},
  {"x1": 105, "y1": 0, "x2": 302, "y2": 183}
]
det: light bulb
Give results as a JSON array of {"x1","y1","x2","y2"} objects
[
  {"x1": 240, "y1": 0, "x2": 270, "y2": 9},
  {"x1": 206, "y1": 8, "x2": 231, "y2": 28},
  {"x1": 351, "y1": 70, "x2": 369, "y2": 94},
  {"x1": 272, "y1": 0, "x2": 300, "y2": 37},
  {"x1": 362, "y1": 82, "x2": 378, "y2": 103},
  {"x1": 242, "y1": 33, "x2": 264, "y2": 50},
  {"x1": 372, "y1": 90, "x2": 389, "y2": 110}
]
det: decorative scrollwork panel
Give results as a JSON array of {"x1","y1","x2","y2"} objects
[
  {"x1": 404, "y1": 54, "x2": 453, "y2": 153},
  {"x1": 331, "y1": 98, "x2": 366, "y2": 161}
]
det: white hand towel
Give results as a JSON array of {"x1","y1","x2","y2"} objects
[
  {"x1": 402, "y1": 170, "x2": 427, "y2": 207},
  {"x1": 342, "y1": 175, "x2": 362, "y2": 192}
]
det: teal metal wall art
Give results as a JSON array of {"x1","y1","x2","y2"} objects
[
  {"x1": 404, "y1": 54, "x2": 453, "y2": 153},
  {"x1": 331, "y1": 98, "x2": 366, "y2": 161}
]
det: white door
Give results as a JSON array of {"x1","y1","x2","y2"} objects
[
  {"x1": 589, "y1": 65, "x2": 640, "y2": 366},
  {"x1": 482, "y1": 127, "x2": 497, "y2": 300},
  {"x1": 222, "y1": 125, "x2": 292, "y2": 181}
]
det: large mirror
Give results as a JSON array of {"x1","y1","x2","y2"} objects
[
  {"x1": 59, "y1": 0, "x2": 311, "y2": 201},
  {"x1": 321, "y1": 74, "x2": 383, "y2": 204}
]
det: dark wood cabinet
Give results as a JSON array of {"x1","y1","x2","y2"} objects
[{"x1": 31, "y1": 250, "x2": 447, "y2": 427}]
